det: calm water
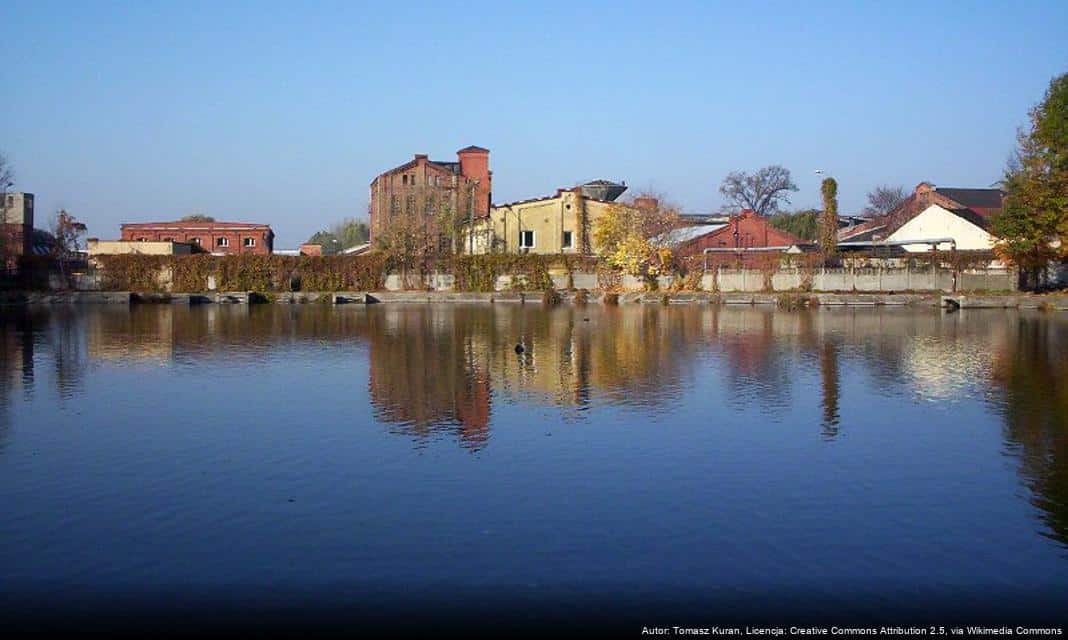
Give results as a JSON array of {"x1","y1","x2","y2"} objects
[{"x1": 1, "y1": 303, "x2": 1066, "y2": 629}]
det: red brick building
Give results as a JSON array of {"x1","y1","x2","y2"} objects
[
  {"x1": 369, "y1": 146, "x2": 492, "y2": 249},
  {"x1": 120, "y1": 221, "x2": 275, "y2": 255},
  {"x1": 672, "y1": 209, "x2": 805, "y2": 259}
]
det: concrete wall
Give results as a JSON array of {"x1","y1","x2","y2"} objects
[
  {"x1": 270, "y1": 268, "x2": 1019, "y2": 293},
  {"x1": 705, "y1": 267, "x2": 1012, "y2": 293}
]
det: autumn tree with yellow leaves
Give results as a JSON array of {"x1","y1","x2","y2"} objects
[{"x1": 593, "y1": 194, "x2": 681, "y2": 288}]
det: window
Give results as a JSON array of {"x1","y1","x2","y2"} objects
[
  {"x1": 561, "y1": 231, "x2": 573, "y2": 249},
  {"x1": 390, "y1": 195, "x2": 400, "y2": 214},
  {"x1": 243, "y1": 237, "x2": 255, "y2": 247},
  {"x1": 162, "y1": 237, "x2": 173, "y2": 242},
  {"x1": 519, "y1": 230, "x2": 535, "y2": 249},
  {"x1": 406, "y1": 195, "x2": 415, "y2": 214},
  {"x1": 135, "y1": 237, "x2": 147, "y2": 242},
  {"x1": 190, "y1": 237, "x2": 201, "y2": 245},
  {"x1": 402, "y1": 175, "x2": 408, "y2": 185},
  {"x1": 217, "y1": 237, "x2": 229, "y2": 247}
]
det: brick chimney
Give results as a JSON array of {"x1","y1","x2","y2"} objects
[
  {"x1": 634, "y1": 196, "x2": 659, "y2": 212},
  {"x1": 457, "y1": 146, "x2": 491, "y2": 216}
]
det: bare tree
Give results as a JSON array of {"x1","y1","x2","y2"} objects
[
  {"x1": 52, "y1": 209, "x2": 87, "y2": 288},
  {"x1": 863, "y1": 184, "x2": 907, "y2": 217},
  {"x1": 0, "y1": 153, "x2": 13, "y2": 192},
  {"x1": 719, "y1": 165, "x2": 798, "y2": 215},
  {"x1": 0, "y1": 153, "x2": 15, "y2": 273}
]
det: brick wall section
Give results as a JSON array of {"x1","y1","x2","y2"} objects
[
  {"x1": 675, "y1": 209, "x2": 804, "y2": 259},
  {"x1": 120, "y1": 222, "x2": 274, "y2": 255}
]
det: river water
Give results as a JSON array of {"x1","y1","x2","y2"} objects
[{"x1": 1, "y1": 304, "x2": 1065, "y2": 630}]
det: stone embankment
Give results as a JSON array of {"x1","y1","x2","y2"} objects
[{"x1": 3, "y1": 289, "x2": 1067, "y2": 310}]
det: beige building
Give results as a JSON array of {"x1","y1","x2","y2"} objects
[
  {"x1": 459, "y1": 181, "x2": 627, "y2": 255},
  {"x1": 87, "y1": 239, "x2": 194, "y2": 266}
]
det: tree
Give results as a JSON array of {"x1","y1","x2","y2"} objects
[
  {"x1": 769, "y1": 209, "x2": 820, "y2": 241},
  {"x1": 0, "y1": 153, "x2": 13, "y2": 271},
  {"x1": 593, "y1": 195, "x2": 680, "y2": 286},
  {"x1": 52, "y1": 209, "x2": 87, "y2": 288},
  {"x1": 992, "y1": 72, "x2": 1068, "y2": 285},
  {"x1": 180, "y1": 214, "x2": 215, "y2": 222},
  {"x1": 307, "y1": 218, "x2": 370, "y2": 254},
  {"x1": 719, "y1": 165, "x2": 798, "y2": 216},
  {"x1": 819, "y1": 178, "x2": 838, "y2": 258},
  {"x1": 0, "y1": 152, "x2": 13, "y2": 193},
  {"x1": 864, "y1": 185, "x2": 907, "y2": 217}
]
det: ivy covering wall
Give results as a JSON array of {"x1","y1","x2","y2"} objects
[{"x1": 90, "y1": 251, "x2": 1001, "y2": 293}]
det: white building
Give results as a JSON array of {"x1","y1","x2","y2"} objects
[{"x1": 888, "y1": 204, "x2": 996, "y2": 252}]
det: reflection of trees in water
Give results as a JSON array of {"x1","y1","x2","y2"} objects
[
  {"x1": 990, "y1": 315, "x2": 1068, "y2": 548},
  {"x1": 819, "y1": 341, "x2": 840, "y2": 439}
]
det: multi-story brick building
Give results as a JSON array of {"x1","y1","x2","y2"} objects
[
  {"x1": 1, "y1": 192, "x2": 34, "y2": 268},
  {"x1": 369, "y1": 146, "x2": 492, "y2": 250},
  {"x1": 120, "y1": 221, "x2": 274, "y2": 255}
]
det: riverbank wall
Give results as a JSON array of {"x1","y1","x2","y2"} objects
[{"x1": 5, "y1": 289, "x2": 1067, "y2": 310}]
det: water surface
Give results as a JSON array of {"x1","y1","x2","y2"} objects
[{"x1": 1, "y1": 303, "x2": 1066, "y2": 629}]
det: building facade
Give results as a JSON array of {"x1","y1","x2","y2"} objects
[
  {"x1": 119, "y1": 221, "x2": 274, "y2": 255},
  {"x1": 672, "y1": 209, "x2": 805, "y2": 258},
  {"x1": 459, "y1": 181, "x2": 627, "y2": 256},
  {"x1": 839, "y1": 182, "x2": 1005, "y2": 249},
  {"x1": 1, "y1": 192, "x2": 34, "y2": 267},
  {"x1": 369, "y1": 146, "x2": 492, "y2": 250}
]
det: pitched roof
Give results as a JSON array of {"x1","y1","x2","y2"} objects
[
  {"x1": 838, "y1": 221, "x2": 887, "y2": 242},
  {"x1": 934, "y1": 188, "x2": 1004, "y2": 212},
  {"x1": 654, "y1": 224, "x2": 728, "y2": 246},
  {"x1": 457, "y1": 145, "x2": 489, "y2": 153}
]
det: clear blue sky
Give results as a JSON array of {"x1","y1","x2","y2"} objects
[{"x1": 2, "y1": 0, "x2": 1066, "y2": 246}]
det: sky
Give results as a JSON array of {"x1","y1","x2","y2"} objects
[{"x1": 1, "y1": 1, "x2": 1066, "y2": 247}]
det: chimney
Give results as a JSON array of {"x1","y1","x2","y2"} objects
[
  {"x1": 634, "y1": 196, "x2": 659, "y2": 212},
  {"x1": 456, "y1": 146, "x2": 491, "y2": 216}
]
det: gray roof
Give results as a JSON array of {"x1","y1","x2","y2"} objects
[
  {"x1": 578, "y1": 179, "x2": 627, "y2": 202},
  {"x1": 654, "y1": 224, "x2": 727, "y2": 246},
  {"x1": 935, "y1": 188, "x2": 1004, "y2": 209}
]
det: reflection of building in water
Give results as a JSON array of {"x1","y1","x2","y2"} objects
[
  {"x1": 366, "y1": 307, "x2": 492, "y2": 450},
  {"x1": 87, "y1": 307, "x2": 176, "y2": 362},
  {"x1": 900, "y1": 316, "x2": 1010, "y2": 401},
  {"x1": 705, "y1": 308, "x2": 795, "y2": 412},
  {"x1": 364, "y1": 305, "x2": 704, "y2": 448}
]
